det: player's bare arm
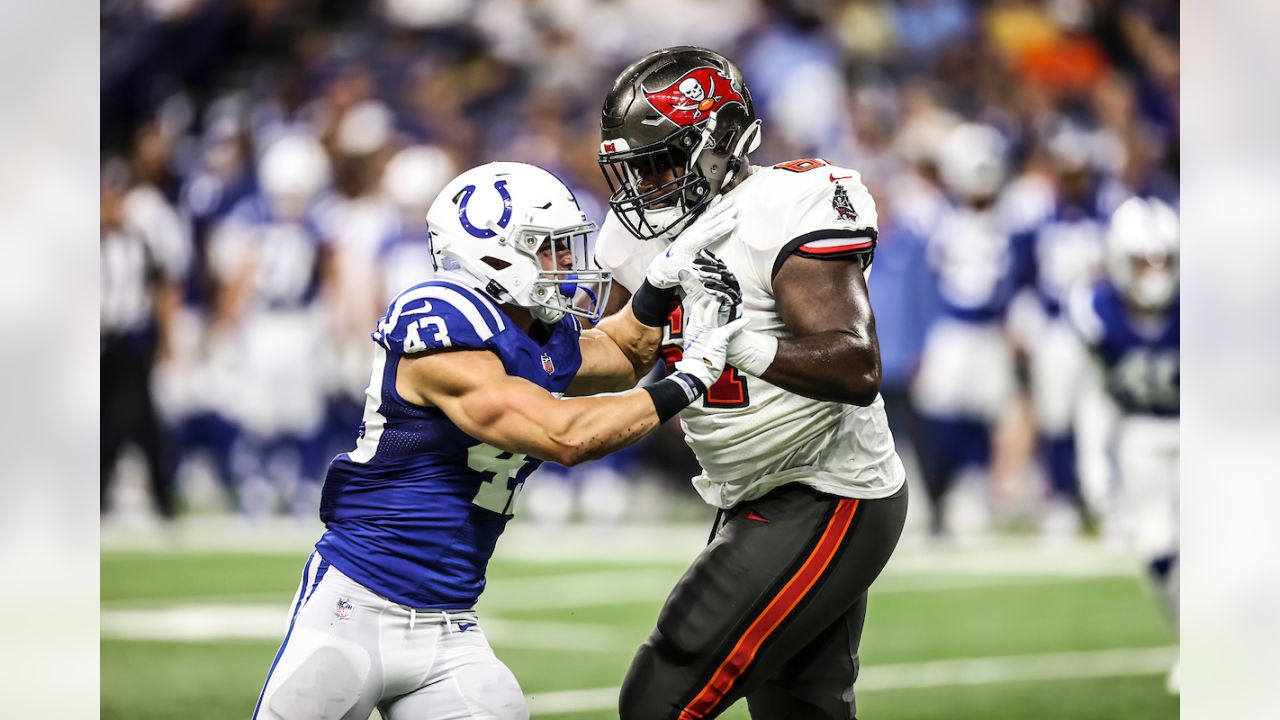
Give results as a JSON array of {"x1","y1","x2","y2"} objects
[
  {"x1": 398, "y1": 295, "x2": 742, "y2": 466},
  {"x1": 398, "y1": 349, "x2": 661, "y2": 466},
  {"x1": 573, "y1": 200, "x2": 740, "y2": 394},
  {"x1": 753, "y1": 255, "x2": 882, "y2": 406},
  {"x1": 568, "y1": 301, "x2": 662, "y2": 395}
]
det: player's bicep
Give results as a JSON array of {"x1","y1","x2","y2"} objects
[
  {"x1": 774, "y1": 254, "x2": 876, "y2": 339},
  {"x1": 398, "y1": 350, "x2": 568, "y2": 459}
]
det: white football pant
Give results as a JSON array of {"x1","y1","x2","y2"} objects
[
  {"x1": 1114, "y1": 416, "x2": 1179, "y2": 561},
  {"x1": 253, "y1": 553, "x2": 528, "y2": 720},
  {"x1": 912, "y1": 318, "x2": 1015, "y2": 422}
]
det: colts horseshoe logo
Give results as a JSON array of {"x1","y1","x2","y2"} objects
[{"x1": 457, "y1": 180, "x2": 513, "y2": 239}]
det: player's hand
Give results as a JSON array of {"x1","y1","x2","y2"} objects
[
  {"x1": 685, "y1": 250, "x2": 742, "y2": 324},
  {"x1": 645, "y1": 196, "x2": 737, "y2": 289},
  {"x1": 674, "y1": 293, "x2": 750, "y2": 389}
]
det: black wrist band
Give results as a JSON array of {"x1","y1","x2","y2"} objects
[
  {"x1": 642, "y1": 372, "x2": 707, "y2": 423},
  {"x1": 632, "y1": 279, "x2": 678, "y2": 327}
]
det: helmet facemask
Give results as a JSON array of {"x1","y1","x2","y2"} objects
[
  {"x1": 600, "y1": 126, "x2": 707, "y2": 241},
  {"x1": 519, "y1": 222, "x2": 613, "y2": 324},
  {"x1": 435, "y1": 218, "x2": 612, "y2": 325},
  {"x1": 1119, "y1": 251, "x2": 1178, "y2": 312},
  {"x1": 600, "y1": 110, "x2": 761, "y2": 242}
]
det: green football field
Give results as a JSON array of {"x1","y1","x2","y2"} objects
[{"x1": 101, "y1": 523, "x2": 1178, "y2": 719}]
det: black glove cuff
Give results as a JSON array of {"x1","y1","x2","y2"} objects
[
  {"x1": 642, "y1": 372, "x2": 707, "y2": 423},
  {"x1": 632, "y1": 279, "x2": 679, "y2": 327}
]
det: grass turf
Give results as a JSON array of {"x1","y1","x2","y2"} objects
[{"x1": 102, "y1": 549, "x2": 1177, "y2": 719}]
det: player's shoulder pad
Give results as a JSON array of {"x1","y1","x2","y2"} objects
[
  {"x1": 755, "y1": 159, "x2": 879, "y2": 279},
  {"x1": 373, "y1": 278, "x2": 509, "y2": 356}
]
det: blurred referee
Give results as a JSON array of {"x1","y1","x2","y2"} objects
[{"x1": 100, "y1": 145, "x2": 188, "y2": 520}]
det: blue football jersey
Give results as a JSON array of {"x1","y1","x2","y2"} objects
[
  {"x1": 1069, "y1": 281, "x2": 1179, "y2": 417},
  {"x1": 222, "y1": 194, "x2": 331, "y2": 310},
  {"x1": 316, "y1": 275, "x2": 583, "y2": 609},
  {"x1": 1012, "y1": 200, "x2": 1107, "y2": 317},
  {"x1": 927, "y1": 207, "x2": 1019, "y2": 322}
]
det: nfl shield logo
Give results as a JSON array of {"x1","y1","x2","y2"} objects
[
  {"x1": 334, "y1": 598, "x2": 353, "y2": 619},
  {"x1": 541, "y1": 353, "x2": 555, "y2": 374}
]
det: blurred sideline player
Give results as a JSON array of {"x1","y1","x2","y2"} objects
[
  {"x1": 910, "y1": 123, "x2": 1018, "y2": 537},
  {"x1": 1008, "y1": 127, "x2": 1110, "y2": 537},
  {"x1": 253, "y1": 161, "x2": 747, "y2": 720},
  {"x1": 209, "y1": 133, "x2": 338, "y2": 517},
  {"x1": 596, "y1": 47, "x2": 907, "y2": 719},
  {"x1": 1068, "y1": 197, "x2": 1179, "y2": 691}
]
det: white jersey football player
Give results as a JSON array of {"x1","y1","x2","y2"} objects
[
  {"x1": 595, "y1": 47, "x2": 907, "y2": 720},
  {"x1": 1068, "y1": 196, "x2": 1179, "y2": 691},
  {"x1": 911, "y1": 123, "x2": 1019, "y2": 535},
  {"x1": 209, "y1": 132, "x2": 338, "y2": 515},
  {"x1": 1007, "y1": 128, "x2": 1111, "y2": 537}
]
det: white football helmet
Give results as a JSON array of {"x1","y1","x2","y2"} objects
[
  {"x1": 1106, "y1": 196, "x2": 1179, "y2": 311},
  {"x1": 382, "y1": 145, "x2": 457, "y2": 213},
  {"x1": 426, "y1": 162, "x2": 611, "y2": 324},
  {"x1": 936, "y1": 123, "x2": 1008, "y2": 202},
  {"x1": 259, "y1": 132, "x2": 330, "y2": 219}
]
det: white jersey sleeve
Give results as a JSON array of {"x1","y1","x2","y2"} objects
[{"x1": 730, "y1": 160, "x2": 879, "y2": 297}]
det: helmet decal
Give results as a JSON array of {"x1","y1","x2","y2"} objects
[
  {"x1": 642, "y1": 67, "x2": 745, "y2": 127},
  {"x1": 457, "y1": 180, "x2": 513, "y2": 239}
]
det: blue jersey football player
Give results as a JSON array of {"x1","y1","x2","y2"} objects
[
  {"x1": 1068, "y1": 196, "x2": 1179, "y2": 692},
  {"x1": 252, "y1": 161, "x2": 746, "y2": 720}
]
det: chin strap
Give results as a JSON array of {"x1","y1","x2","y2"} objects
[
  {"x1": 688, "y1": 111, "x2": 720, "y2": 171},
  {"x1": 722, "y1": 119, "x2": 762, "y2": 189}
]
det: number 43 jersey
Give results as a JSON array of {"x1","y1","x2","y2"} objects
[
  {"x1": 317, "y1": 274, "x2": 582, "y2": 609},
  {"x1": 596, "y1": 160, "x2": 906, "y2": 510}
]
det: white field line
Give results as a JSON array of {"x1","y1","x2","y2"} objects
[
  {"x1": 101, "y1": 567, "x2": 1112, "y2": 618},
  {"x1": 100, "y1": 604, "x2": 638, "y2": 652},
  {"x1": 524, "y1": 646, "x2": 1177, "y2": 715},
  {"x1": 102, "y1": 518, "x2": 1139, "y2": 576}
]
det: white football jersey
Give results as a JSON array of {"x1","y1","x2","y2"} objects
[{"x1": 597, "y1": 159, "x2": 906, "y2": 509}]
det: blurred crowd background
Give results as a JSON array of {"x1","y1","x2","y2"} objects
[{"x1": 100, "y1": 0, "x2": 1178, "y2": 542}]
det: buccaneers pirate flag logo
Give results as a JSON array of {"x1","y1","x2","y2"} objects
[
  {"x1": 832, "y1": 183, "x2": 858, "y2": 222},
  {"x1": 643, "y1": 67, "x2": 746, "y2": 126}
]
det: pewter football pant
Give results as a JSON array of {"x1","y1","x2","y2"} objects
[
  {"x1": 621, "y1": 482, "x2": 909, "y2": 720},
  {"x1": 252, "y1": 553, "x2": 527, "y2": 720}
]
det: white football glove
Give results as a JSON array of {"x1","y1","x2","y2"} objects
[
  {"x1": 645, "y1": 196, "x2": 737, "y2": 289},
  {"x1": 674, "y1": 292, "x2": 750, "y2": 390}
]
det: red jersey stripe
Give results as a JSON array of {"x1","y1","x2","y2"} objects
[{"x1": 797, "y1": 240, "x2": 875, "y2": 255}]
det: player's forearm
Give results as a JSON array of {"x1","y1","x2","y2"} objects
[
  {"x1": 541, "y1": 390, "x2": 662, "y2": 465},
  {"x1": 603, "y1": 301, "x2": 664, "y2": 374},
  {"x1": 760, "y1": 331, "x2": 881, "y2": 406},
  {"x1": 539, "y1": 368, "x2": 707, "y2": 465}
]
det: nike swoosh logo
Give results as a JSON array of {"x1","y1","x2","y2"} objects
[
  {"x1": 401, "y1": 303, "x2": 434, "y2": 316},
  {"x1": 829, "y1": 173, "x2": 853, "y2": 183}
]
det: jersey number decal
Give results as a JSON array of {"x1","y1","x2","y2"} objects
[
  {"x1": 468, "y1": 444, "x2": 531, "y2": 515},
  {"x1": 773, "y1": 158, "x2": 828, "y2": 173},
  {"x1": 1113, "y1": 349, "x2": 1179, "y2": 411},
  {"x1": 403, "y1": 316, "x2": 451, "y2": 354},
  {"x1": 663, "y1": 305, "x2": 751, "y2": 409}
]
